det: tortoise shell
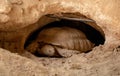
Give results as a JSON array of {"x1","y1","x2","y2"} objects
[
  {"x1": 26, "y1": 26, "x2": 95, "y2": 57},
  {"x1": 37, "y1": 27, "x2": 94, "y2": 51}
]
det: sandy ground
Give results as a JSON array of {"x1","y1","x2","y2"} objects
[
  {"x1": 0, "y1": 0, "x2": 120, "y2": 76},
  {"x1": 0, "y1": 45, "x2": 120, "y2": 76}
]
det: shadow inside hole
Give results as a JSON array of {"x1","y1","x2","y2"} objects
[{"x1": 24, "y1": 19, "x2": 105, "y2": 57}]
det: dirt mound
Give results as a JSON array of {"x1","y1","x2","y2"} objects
[{"x1": 0, "y1": 46, "x2": 120, "y2": 76}]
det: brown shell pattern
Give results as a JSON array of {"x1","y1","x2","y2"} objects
[
  {"x1": 26, "y1": 26, "x2": 95, "y2": 57},
  {"x1": 37, "y1": 27, "x2": 94, "y2": 51}
]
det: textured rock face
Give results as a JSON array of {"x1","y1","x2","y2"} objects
[
  {"x1": 0, "y1": 44, "x2": 120, "y2": 76},
  {"x1": 0, "y1": 48, "x2": 50, "y2": 76},
  {"x1": 0, "y1": 0, "x2": 120, "y2": 76},
  {"x1": 0, "y1": 0, "x2": 120, "y2": 39},
  {"x1": 0, "y1": 0, "x2": 120, "y2": 54}
]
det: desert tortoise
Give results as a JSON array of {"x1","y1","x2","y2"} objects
[{"x1": 26, "y1": 26, "x2": 95, "y2": 57}]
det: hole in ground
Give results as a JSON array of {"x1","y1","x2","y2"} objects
[{"x1": 24, "y1": 18, "x2": 105, "y2": 57}]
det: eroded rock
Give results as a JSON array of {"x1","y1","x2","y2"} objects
[
  {"x1": 0, "y1": 0, "x2": 119, "y2": 55},
  {"x1": 0, "y1": 0, "x2": 120, "y2": 75}
]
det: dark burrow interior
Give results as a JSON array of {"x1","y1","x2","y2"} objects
[{"x1": 24, "y1": 19, "x2": 105, "y2": 57}]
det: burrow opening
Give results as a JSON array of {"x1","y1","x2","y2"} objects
[{"x1": 24, "y1": 16, "x2": 105, "y2": 57}]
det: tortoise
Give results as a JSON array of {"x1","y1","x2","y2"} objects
[{"x1": 26, "y1": 26, "x2": 95, "y2": 57}]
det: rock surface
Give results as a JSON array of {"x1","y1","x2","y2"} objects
[
  {"x1": 0, "y1": 0, "x2": 120, "y2": 76},
  {"x1": 0, "y1": 0, "x2": 120, "y2": 44},
  {"x1": 0, "y1": 46, "x2": 120, "y2": 76}
]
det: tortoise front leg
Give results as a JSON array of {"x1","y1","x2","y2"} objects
[{"x1": 54, "y1": 46, "x2": 80, "y2": 58}]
